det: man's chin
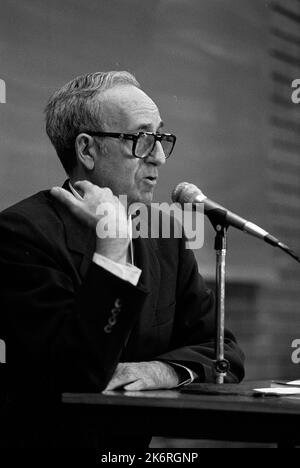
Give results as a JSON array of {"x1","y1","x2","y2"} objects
[
  {"x1": 129, "y1": 192, "x2": 154, "y2": 206},
  {"x1": 140, "y1": 193, "x2": 154, "y2": 205}
]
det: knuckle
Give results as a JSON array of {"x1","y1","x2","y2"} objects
[
  {"x1": 101, "y1": 187, "x2": 111, "y2": 194},
  {"x1": 82, "y1": 179, "x2": 92, "y2": 187}
]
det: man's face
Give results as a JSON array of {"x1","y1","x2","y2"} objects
[{"x1": 91, "y1": 85, "x2": 166, "y2": 206}]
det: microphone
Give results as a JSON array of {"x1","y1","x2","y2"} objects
[{"x1": 172, "y1": 182, "x2": 300, "y2": 263}]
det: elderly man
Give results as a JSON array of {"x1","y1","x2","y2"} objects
[{"x1": 0, "y1": 71, "x2": 244, "y2": 447}]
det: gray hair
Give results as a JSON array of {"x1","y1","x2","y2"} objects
[{"x1": 45, "y1": 71, "x2": 140, "y2": 174}]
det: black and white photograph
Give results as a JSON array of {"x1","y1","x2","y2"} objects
[{"x1": 0, "y1": 0, "x2": 299, "y2": 453}]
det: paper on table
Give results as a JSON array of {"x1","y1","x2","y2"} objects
[
  {"x1": 286, "y1": 380, "x2": 300, "y2": 385},
  {"x1": 253, "y1": 387, "x2": 300, "y2": 396},
  {"x1": 271, "y1": 379, "x2": 300, "y2": 387}
]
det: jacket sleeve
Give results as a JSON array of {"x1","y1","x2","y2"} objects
[
  {"x1": 155, "y1": 231, "x2": 245, "y2": 384},
  {"x1": 0, "y1": 211, "x2": 148, "y2": 393}
]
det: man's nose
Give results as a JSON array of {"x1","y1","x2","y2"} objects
[{"x1": 146, "y1": 141, "x2": 166, "y2": 166}]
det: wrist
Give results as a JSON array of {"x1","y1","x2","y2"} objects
[
  {"x1": 95, "y1": 250, "x2": 127, "y2": 265},
  {"x1": 153, "y1": 360, "x2": 180, "y2": 388},
  {"x1": 95, "y1": 239, "x2": 129, "y2": 265}
]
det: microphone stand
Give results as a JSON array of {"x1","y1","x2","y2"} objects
[
  {"x1": 207, "y1": 208, "x2": 300, "y2": 385},
  {"x1": 214, "y1": 225, "x2": 230, "y2": 384},
  {"x1": 208, "y1": 210, "x2": 231, "y2": 384}
]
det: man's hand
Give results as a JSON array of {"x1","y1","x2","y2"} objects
[
  {"x1": 51, "y1": 180, "x2": 130, "y2": 264},
  {"x1": 104, "y1": 361, "x2": 180, "y2": 391}
]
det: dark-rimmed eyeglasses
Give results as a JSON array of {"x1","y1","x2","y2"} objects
[{"x1": 83, "y1": 131, "x2": 176, "y2": 159}]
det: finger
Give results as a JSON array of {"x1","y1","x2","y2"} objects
[
  {"x1": 123, "y1": 379, "x2": 146, "y2": 391},
  {"x1": 51, "y1": 186, "x2": 94, "y2": 223},
  {"x1": 73, "y1": 180, "x2": 94, "y2": 194},
  {"x1": 101, "y1": 187, "x2": 114, "y2": 198},
  {"x1": 75, "y1": 181, "x2": 114, "y2": 202},
  {"x1": 104, "y1": 376, "x2": 136, "y2": 391},
  {"x1": 50, "y1": 187, "x2": 80, "y2": 208}
]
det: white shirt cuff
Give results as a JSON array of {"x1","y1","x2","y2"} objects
[
  {"x1": 92, "y1": 252, "x2": 142, "y2": 286},
  {"x1": 168, "y1": 361, "x2": 198, "y2": 387}
]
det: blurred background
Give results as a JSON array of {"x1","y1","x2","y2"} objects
[{"x1": 0, "y1": 0, "x2": 299, "y2": 447}]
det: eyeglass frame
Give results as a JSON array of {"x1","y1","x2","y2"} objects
[{"x1": 81, "y1": 131, "x2": 176, "y2": 159}]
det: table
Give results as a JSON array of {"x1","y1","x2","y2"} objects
[{"x1": 62, "y1": 380, "x2": 300, "y2": 447}]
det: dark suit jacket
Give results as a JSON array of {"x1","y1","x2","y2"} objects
[{"x1": 0, "y1": 182, "x2": 244, "y2": 447}]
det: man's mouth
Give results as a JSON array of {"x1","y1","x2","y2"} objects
[{"x1": 144, "y1": 176, "x2": 158, "y2": 186}]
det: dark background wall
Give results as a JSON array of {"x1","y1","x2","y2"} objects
[{"x1": 0, "y1": 0, "x2": 299, "y2": 383}]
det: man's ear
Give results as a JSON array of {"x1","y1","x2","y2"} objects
[{"x1": 75, "y1": 133, "x2": 97, "y2": 171}]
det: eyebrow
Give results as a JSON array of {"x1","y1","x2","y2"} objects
[{"x1": 132, "y1": 121, "x2": 164, "y2": 132}]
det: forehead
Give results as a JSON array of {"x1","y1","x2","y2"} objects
[{"x1": 99, "y1": 85, "x2": 161, "y2": 130}]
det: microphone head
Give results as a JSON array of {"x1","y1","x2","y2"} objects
[{"x1": 172, "y1": 182, "x2": 206, "y2": 204}]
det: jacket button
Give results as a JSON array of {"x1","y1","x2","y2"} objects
[
  {"x1": 104, "y1": 325, "x2": 112, "y2": 334},
  {"x1": 108, "y1": 316, "x2": 117, "y2": 327},
  {"x1": 114, "y1": 298, "x2": 122, "y2": 308},
  {"x1": 111, "y1": 307, "x2": 120, "y2": 318}
]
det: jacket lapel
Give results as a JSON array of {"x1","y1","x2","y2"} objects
[
  {"x1": 121, "y1": 235, "x2": 161, "y2": 360},
  {"x1": 133, "y1": 236, "x2": 161, "y2": 311}
]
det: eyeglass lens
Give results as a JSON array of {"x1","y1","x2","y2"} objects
[{"x1": 135, "y1": 134, "x2": 174, "y2": 158}]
